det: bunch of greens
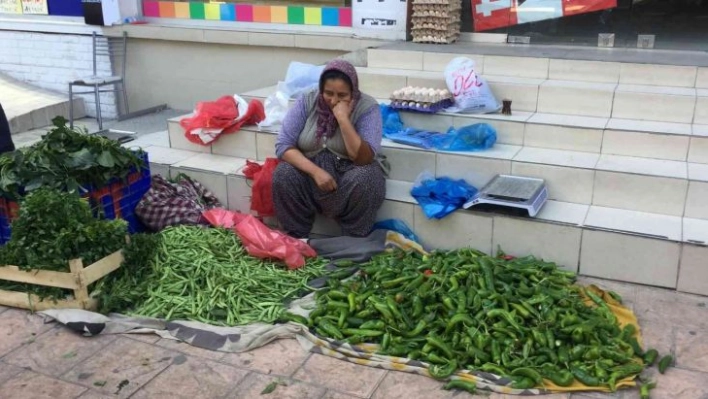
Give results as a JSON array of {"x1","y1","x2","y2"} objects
[
  {"x1": 0, "y1": 116, "x2": 144, "y2": 199},
  {"x1": 92, "y1": 232, "x2": 162, "y2": 314},
  {"x1": 0, "y1": 189, "x2": 128, "y2": 300}
]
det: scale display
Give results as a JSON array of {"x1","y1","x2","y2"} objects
[{"x1": 464, "y1": 175, "x2": 548, "y2": 217}]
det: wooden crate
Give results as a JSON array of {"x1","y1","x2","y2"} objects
[{"x1": 0, "y1": 250, "x2": 124, "y2": 311}]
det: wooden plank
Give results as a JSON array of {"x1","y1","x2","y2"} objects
[
  {"x1": 0, "y1": 289, "x2": 97, "y2": 311},
  {"x1": 68, "y1": 258, "x2": 90, "y2": 308},
  {"x1": 0, "y1": 266, "x2": 78, "y2": 289},
  {"x1": 81, "y1": 250, "x2": 124, "y2": 285}
]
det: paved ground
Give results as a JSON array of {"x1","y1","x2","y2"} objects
[{"x1": 0, "y1": 276, "x2": 706, "y2": 399}]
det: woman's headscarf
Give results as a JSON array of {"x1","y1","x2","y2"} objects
[{"x1": 316, "y1": 59, "x2": 361, "y2": 141}]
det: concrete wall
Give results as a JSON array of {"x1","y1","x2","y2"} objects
[
  {"x1": 0, "y1": 30, "x2": 116, "y2": 118},
  {"x1": 124, "y1": 38, "x2": 344, "y2": 112}
]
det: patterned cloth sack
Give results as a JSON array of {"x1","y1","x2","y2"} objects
[{"x1": 135, "y1": 174, "x2": 222, "y2": 231}]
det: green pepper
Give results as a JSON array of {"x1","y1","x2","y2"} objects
[
  {"x1": 571, "y1": 367, "x2": 600, "y2": 386},
  {"x1": 511, "y1": 303, "x2": 531, "y2": 319},
  {"x1": 381, "y1": 332, "x2": 391, "y2": 350},
  {"x1": 544, "y1": 369, "x2": 574, "y2": 387},
  {"x1": 511, "y1": 377, "x2": 535, "y2": 389},
  {"x1": 337, "y1": 308, "x2": 348, "y2": 328},
  {"x1": 443, "y1": 379, "x2": 476, "y2": 394},
  {"x1": 628, "y1": 337, "x2": 645, "y2": 357},
  {"x1": 373, "y1": 303, "x2": 394, "y2": 321},
  {"x1": 404, "y1": 320, "x2": 427, "y2": 338},
  {"x1": 342, "y1": 328, "x2": 384, "y2": 337},
  {"x1": 658, "y1": 355, "x2": 673, "y2": 374},
  {"x1": 486, "y1": 309, "x2": 522, "y2": 332},
  {"x1": 412, "y1": 296, "x2": 424, "y2": 318},
  {"x1": 347, "y1": 292, "x2": 356, "y2": 312},
  {"x1": 429, "y1": 360, "x2": 458, "y2": 379},
  {"x1": 360, "y1": 320, "x2": 385, "y2": 330},
  {"x1": 447, "y1": 313, "x2": 475, "y2": 332},
  {"x1": 425, "y1": 352, "x2": 447, "y2": 364},
  {"x1": 640, "y1": 381, "x2": 657, "y2": 399},
  {"x1": 558, "y1": 346, "x2": 570, "y2": 363},
  {"x1": 317, "y1": 319, "x2": 344, "y2": 340},
  {"x1": 531, "y1": 330, "x2": 547, "y2": 347},
  {"x1": 522, "y1": 339, "x2": 533, "y2": 359},
  {"x1": 466, "y1": 345, "x2": 491, "y2": 363},
  {"x1": 456, "y1": 291, "x2": 467, "y2": 313},
  {"x1": 583, "y1": 346, "x2": 600, "y2": 361},
  {"x1": 381, "y1": 275, "x2": 413, "y2": 288},
  {"x1": 327, "y1": 290, "x2": 348, "y2": 300},
  {"x1": 326, "y1": 301, "x2": 350, "y2": 311},
  {"x1": 426, "y1": 336, "x2": 454, "y2": 359},
  {"x1": 643, "y1": 349, "x2": 659, "y2": 366},
  {"x1": 443, "y1": 296, "x2": 456, "y2": 311},
  {"x1": 491, "y1": 340, "x2": 502, "y2": 364},
  {"x1": 511, "y1": 367, "x2": 543, "y2": 385},
  {"x1": 480, "y1": 363, "x2": 508, "y2": 376}
]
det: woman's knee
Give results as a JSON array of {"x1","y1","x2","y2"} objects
[
  {"x1": 272, "y1": 162, "x2": 304, "y2": 192},
  {"x1": 345, "y1": 165, "x2": 386, "y2": 203}
]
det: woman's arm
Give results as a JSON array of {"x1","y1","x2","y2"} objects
[
  {"x1": 334, "y1": 103, "x2": 382, "y2": 166},
  {"x1": 276, "y1": 95, "x2": 337, "y2": 192}
]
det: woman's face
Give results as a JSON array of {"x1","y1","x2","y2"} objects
[{"x1": 322, "y1": 78, "x2": 352, "y2": 109}]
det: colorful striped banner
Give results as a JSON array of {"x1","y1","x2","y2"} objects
[{"x1": 142, "y1": 1, "x2": 352, "y2": 27}]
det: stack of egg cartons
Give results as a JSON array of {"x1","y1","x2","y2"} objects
[
  {"x1": 390, "y1": 86, "x2": 454, "y2": 112},
  {"x1": 411, "y1": 0, "x2": 461, "y2": 44}
]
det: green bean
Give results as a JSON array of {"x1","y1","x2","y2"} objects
[{"x1": 125, "y1": 226, "x2": 329, "y2": 325}]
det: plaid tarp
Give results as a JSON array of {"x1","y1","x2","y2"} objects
[{"x1": 135, "y1": 174, "x2": 222, "y2": 231}]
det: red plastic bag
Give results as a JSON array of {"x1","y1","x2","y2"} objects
[
  {"x1": 243, "y1": 158, "x2": 279, "y2": 217},
  {"x1": 180, "y1": 96, "x2": 265, "y2": 146},
  {"x1": 203, "y1": 208, "x2": 316, "y2": 269}
]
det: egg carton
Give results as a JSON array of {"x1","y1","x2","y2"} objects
[
  {"x1": 412, "y1": 0, "x2": 460, "y2": 5},
  {"x1": 412, "y1": 4, "x2": 461, "y2": 11},
  {"x1": 412, "y1": 25, "x2": 460, "y2": 33},
  {"x1": 412, "y1": 29, "x2": 460, "y2": 37},
  {"x1": 390, "y1": 86, "x2": 453, "y2": 103},
  {"x1": 389, "y1": 98, "x2": 455, "y2": 113},
  {"x1": 412, "y1": 13, "x2": 459, "y2": 19},
  {"x1": 412, "y1": 34, "x2": 460, "y2": 44}
]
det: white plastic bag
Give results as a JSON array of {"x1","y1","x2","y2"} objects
[
  {"x1": 444, "y1": 57, "x2": 501, "y2": 114},
  {"x1": 258, "y1": 82, "x2": 290, "y2": 131},
  {"x1": 258, "y1": 62, "x2": 325, "y2": 130},
  {"x1": 283, "y1": 62, "x2": 325, "y2": 98}
]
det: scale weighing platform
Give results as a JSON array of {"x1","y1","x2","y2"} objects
[{"x1": 463, "y1": 175, "x2": 548, "y2": 217}]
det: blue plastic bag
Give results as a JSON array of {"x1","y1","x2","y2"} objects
[
  {"x1": 380, "y1": 104, "x2": 404, "y2": 137},
  {"x1": 410, "y1": 172, "x2": 478, "y2": 220},
  {"x1": 372, "y1": 219, "x2": 420, "y2": 243},
  {"x1": 387, "y1": 128, "x2": 441, "y2": 150},
  {"x1": 431, "y1": 123, "x2": 497, "y2": 152}
]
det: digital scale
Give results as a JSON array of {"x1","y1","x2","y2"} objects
[{"x1": 463, "y1": 175, "x2": 548, "y2": 217}]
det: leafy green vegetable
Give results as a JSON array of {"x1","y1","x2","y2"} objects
[
  {"x1": 0, "y1": 189, "x2": 128, "y2": 300},
  {"x1": 0, "y1": 116, "x2": 144, "y2": 200}
]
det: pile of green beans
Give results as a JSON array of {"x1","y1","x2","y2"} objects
[
  {"x1": 304, "y1": 249, "x2": 670, "y2": 392},
  {"x1": 129, "y1": 226, "x2": 328, "y2": 325}
]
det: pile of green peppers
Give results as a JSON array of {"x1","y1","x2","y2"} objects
[{"x1": 303, "y1": 249, "x2": 671, "y2": 392}]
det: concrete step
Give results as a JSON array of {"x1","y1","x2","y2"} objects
[
  {"x1": 127, "y1": 139, "x2": 708, "y2": 295},
  {"x1": 240, "y1": 85, "x2": 708, "y2": 164},
  {"x1": 355, "y1": 66, "x2": 706, "y2": 124},
  {"x1": 165, "y1": 113, "x2": 708, "y2": 224},
  {"x1": 367, "y1": 47, "x2": 708, "y2": 89},
  {"x1": 0, "y1": 73, "x2": 85, "y2": 134}
]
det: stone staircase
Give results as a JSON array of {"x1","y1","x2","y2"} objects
[{"x1": 128, "y1": 46, "x2": 708, "y2": 297}]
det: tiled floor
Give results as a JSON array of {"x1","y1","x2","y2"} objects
[{"x1": 0, "y1": 278, "x2": 706, "y2": 399}]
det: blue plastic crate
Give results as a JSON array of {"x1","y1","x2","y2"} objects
[{"x1": 0, "y1": 151, "x2": 151, "y2": 243}]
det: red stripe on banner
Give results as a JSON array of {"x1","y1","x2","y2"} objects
[
  {"x1": 473, "y1": 0, "x2": 617, "y2": 31},
  {"x1": 562, "y1": 0, "x2": 617, "y2": 16}
]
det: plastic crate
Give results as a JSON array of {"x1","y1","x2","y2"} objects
[{"x1": 0, "y1": 151, "x2": 151, "y2": 244}]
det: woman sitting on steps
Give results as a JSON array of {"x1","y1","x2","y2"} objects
[{"x1": 272, "y1": 59, "x2": 387, "y2": 239}]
